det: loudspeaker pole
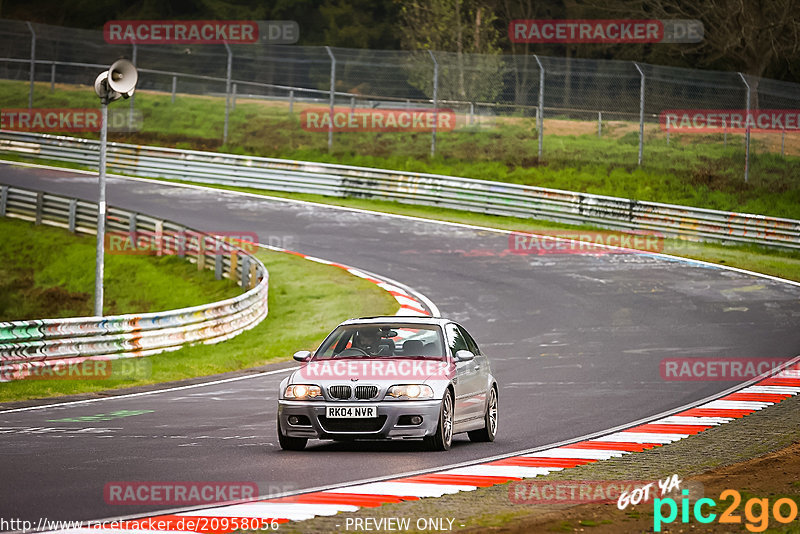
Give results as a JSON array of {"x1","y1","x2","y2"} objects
[
  {"x1": 94, "y1": 99, "x2": 108, "y2": 317},
  {"x1": 92, "y1": 59, "x2": 138, "y2": 317}
]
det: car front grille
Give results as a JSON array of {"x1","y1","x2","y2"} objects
[
  {"x1": 319, "y1": 415, "x2": 387, "y2": 433},
  {"x1": 328, "y1": 385, "x2": 351, "y2": 399},
  {"x1": 355, "y1": 385, "x2": 378, "y2": 399}
]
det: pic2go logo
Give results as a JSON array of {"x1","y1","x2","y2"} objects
[{"x1": 654, "y1": 489, "x2": 799, "y2": 532}]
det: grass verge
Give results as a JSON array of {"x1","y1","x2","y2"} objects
[
  {"x1": 3, "y1": 79, "x2": 800, "y2": 219},
  {"x1": 0, "y1": 217, "x2": 241, "y2": 320},
  {"x1": 0, "y1": 240, "x2": 399, "y2": 402}
]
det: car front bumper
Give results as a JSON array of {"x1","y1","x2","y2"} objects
[{"x1": 278, "y1": 399, "x2": 442, "y2": 440}]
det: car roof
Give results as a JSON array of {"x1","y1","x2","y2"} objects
[{"x1": 340, "y1": 315, "x2": 453, "y2": 327}]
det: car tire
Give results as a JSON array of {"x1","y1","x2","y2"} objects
[
  {"x1": 277, "y1": 416, "x2": 307, "y2": 451},
  {"x1": 468, "y1": 386, "x2": 497, "y2": 442},
  {"x1": 424, "y1": 390, "x2": 454, "y2": 451}
]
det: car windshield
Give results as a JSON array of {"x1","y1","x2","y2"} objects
[{"x1": 313, "y1": 323, "x2": 445, "y2": 361}]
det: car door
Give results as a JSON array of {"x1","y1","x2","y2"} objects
[
  {"x1": 458, "y1": 325, "x2": 489, "y2": 417},
  {"x1": 445, "y1": 323, "x2": 483, "y2": 422}
]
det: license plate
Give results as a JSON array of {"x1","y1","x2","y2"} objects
[{"x1": 326, "y1": 406, "x2": 377, "y2": 418}]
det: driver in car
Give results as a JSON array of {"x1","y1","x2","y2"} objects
[{"x1": 354, "y1": 327, "x2": 391, "y2": 355}]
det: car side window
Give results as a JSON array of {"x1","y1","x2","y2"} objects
[
  {"x1": 458, "y1": 325, "x2": 481, "y2": 355},
  {"x1": 445, "y1": 323, "x2": 468, "y2": 356}
]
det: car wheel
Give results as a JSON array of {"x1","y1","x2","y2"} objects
[
  {"x1": 468, "y1": 386, "x2": 497, "y2": 442},
  {"x1": 277, "y1": 416, "x2": 307, "y2": 451},
  {"x1": 424, "y1": 390, "x2": 453, "y2": 451}
]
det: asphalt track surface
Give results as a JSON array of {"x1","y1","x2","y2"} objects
[{"x1": 1, "y1": 162, "x2": 800, "y2": 526}]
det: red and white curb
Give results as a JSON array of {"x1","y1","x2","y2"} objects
[{"x1": 51, "y1": 363, "x2": 800, "y2": 533}]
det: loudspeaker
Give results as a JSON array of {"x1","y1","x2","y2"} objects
[{"x1": 107, "y1": 59, "x2": 138, "y2": 98}]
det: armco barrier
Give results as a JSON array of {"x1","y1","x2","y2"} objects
[
  {"x1": 0, "y1": 130, "x2": 799, "y2": 249},
  {"x1": 0, "y1": 184, "x2": 269, "y2": 382}
]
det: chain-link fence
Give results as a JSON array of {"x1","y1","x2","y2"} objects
[{"x1": 1, "y1": 18, "x2": 799, "y2": 181}]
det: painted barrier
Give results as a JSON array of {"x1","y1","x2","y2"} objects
[{"x1": 0, "y1": 185, "x2": 268, "y2": 382}]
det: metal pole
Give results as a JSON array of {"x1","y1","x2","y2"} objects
[
  {"x1": 598, "y1": 111, "x2": 602, "y2": 137},
  {"x1": 232, "y1": 83, "x2": 237, "y2": 111},
  {"x1": 429, "y1": 50, "x2": 438, "y2": 158},
  {"x1": 634, "y1": 62, "x2": 645, "y2": 166},
  {"x1": 289, "y1": 89, "x2": 294, "y2": 114},
  {"x1": 171, "y1": 76, "x2": 177, "y2": 103},
  {"x1": 666, "y1": 116, "x2": 670, "y2": 145},
  {"x1": 723, "y1": 118, "x2": 727, "y2": 147},
  {"x1": 94, "y1": 103, "x2": 108, "y2": 317},
  {"x1": 738, "y1": 72, "x2": 751, "y2": 183},
  {"x1": 26, "y1": 22, "x2": 36, "y2": 109},
  {"x1": 469, "y1": 102, "x2": 474, "y2": 126},
  {"x1": 781, "y1": 129, "x2": 785, "y2": 157},
  {"x1": 129, "y1": 44, "x2": 137, "y2": 131},
  {"x1": 223, "y1": 43, "x2": 232, "y2": 145},
  {"x1": 534, "y1": 55, "x2": 544, "y2": 160},
  {"x1": 325, "y1": 46, "x2": 335, "y2": 152},
  {"x1": 50, "y1": 62, "x2": 55, "y2": 92}
]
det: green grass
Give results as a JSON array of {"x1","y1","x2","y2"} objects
[
  {"x1": 0, "y1": 246, "x2": 399, "y2": 402},
  {"x1": 0, "y1": 217, "x2": 241, "y2": 320},
  {"x1": 4, "y1": 79, "x2": 800, "y2": 219}
]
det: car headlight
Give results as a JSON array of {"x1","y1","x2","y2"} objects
[
  {"x1": 284, "y1": 384, "x2": 322, "y2": 399},
  {"x1": 387, "y1": 384, "x2": 434, "y2": 399}
]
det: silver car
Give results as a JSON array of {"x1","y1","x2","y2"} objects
[{"x1": 277, "y1": 316, "x2": 498, "y2": 451}]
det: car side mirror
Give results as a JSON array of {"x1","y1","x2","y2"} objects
[
  {"x1": 455, "y1": 349, "x2": 475, "y2": 362},
  {"x1": 293, "y1": 350, "x2": 312, "y2": 362}
]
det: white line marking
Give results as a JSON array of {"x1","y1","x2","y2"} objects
[{"x1": 0, "y1": 367, "x2": 297, "y2": 414}]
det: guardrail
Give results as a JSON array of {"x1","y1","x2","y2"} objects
[
  {"x1": 0, "y1": 183, "x2": 269, "y2": 382},
  {"x1": 1, "y1": 130, "x2": 798, "y2": 250}
]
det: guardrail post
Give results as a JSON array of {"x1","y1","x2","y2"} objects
[
  {"x1": 429, "y1": 50, "x2": 439, "y2": 158},
  {"x1": 50, "y1": 62, "x2": 56, "y2": 92},
  {"x1": 171, "y1": 76, "x2": 177, "y2": 103},
  {"x1": 35, "y1": 191, "x2": 43, "y2": 225},
  {"x1": 325, "y1": 46, "x2": 336, "y2": 152},
  {"x1": 241, "y1": 254, "x2": 250, "y2": 288},
  {"x1": 223, "y1": 43, "x2": 233, "y2": 145},
  {"x1": 232, "y1": 83, "x2": 237, "y2": 111},
  {"x1": 738, "y1": 73, "x2": 751, "y2": 183},
  {"x1": 128, "y1": 212, "x2": 137, "y2": 233},
  {"x1": 154, "y1": 220, "x2": 163, "y2": 257},
  {"x1": 534, "y1": 55, "x2": 544, "y2": 160},
  {"x1": 0, "y1": 186, "x2": 8, "y2": 217},
  {"x1": 598, "y1": 111, "x2": 602, "y2": 137},
  {"x1": 229, "y1": 249, "x2": 238, "y2": 279},
  {"x1": 289, "y1": 89, "x2": 294, "y2": 115},
  {"x1": 68, "y1": 198, "x2": 77, "y2": 232},
  {"x1": 633, "y1": 62, "x2": 645, "y2": 166},
  {"x1": 129, "y1": 43, "x2": 137, "y2": 132},
  {"x1": 177, "y1": 229, "x2": 186, "y2": 258},
  {"x1": 215, "y1": 248, "x2": 223, "y2": 280},
  {"x1": 249, "y1": 261, "x2": 258, "y2": 289},
  {"x1": 25, "y1": 21, "x2": 36, "y2": 109},
  {"x1": 666, "y1": 116, "x2": 670, "y2": 145},
  {"x1": 197, "y1": 235, "x2": 206, "y2": 270},
  {"x1": 781, "y1": 129, "x2": 785, "y2": 157}
]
